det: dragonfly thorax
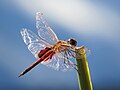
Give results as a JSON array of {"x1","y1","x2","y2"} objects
[
  {"x1": 51, "y1": 39, "x2": 76, "y2": 54},
  {"x1": 52, "y1": 40, "x2": 68, "y2": 53}
]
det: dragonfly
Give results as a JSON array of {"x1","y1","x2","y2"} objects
[{"x1": 18, "y1": 12, "x2": 80, "y2": 78}]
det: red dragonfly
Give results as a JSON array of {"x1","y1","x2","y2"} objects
[{"x1": 18, "y1": 12, "x2": 78, "y2": 77}]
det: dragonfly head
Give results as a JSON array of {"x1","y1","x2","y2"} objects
[{"x1": 67, "y1": 38, "x2": 77, "y2": 47}]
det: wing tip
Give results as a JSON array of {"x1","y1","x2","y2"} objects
[
  {"x1": 20, "y1": 28, "x2": 27, "y2": 36},
  {"x1": 36, "y1": 12, "x2": 44, "y2": 21},
  {"x1": 36, "y1": 12, "x2": 43, "y2": 16}
]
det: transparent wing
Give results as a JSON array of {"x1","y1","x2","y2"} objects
[
  {"x1": 20, "y1": 28, "x2": 50, "y2": 58},
  {"x1": 41, "y1": 53, "x2": 74, "y2": 71},
  {"x1": 36, "y1": 12, "x2": 59, "y2": 45}
]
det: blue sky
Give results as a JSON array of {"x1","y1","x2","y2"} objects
[{"x1": 0, "y1": 0, "x2": 120, "y2": 90}]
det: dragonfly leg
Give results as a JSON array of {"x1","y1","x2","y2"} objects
[
  {"x1": 67, "y1": 48, "x2": 76, "y2": 58},
  {"x1": 73, "y1": 63, "x2": 78, "y2": 67},
  {"x1": 64, "y1": 51, "x2": 69, "y2": 63},
  {"x1": 73, "y1": 65, "x2": 81, "y2": 74},
  {"x1": 74, "y1": 66, "x2": 78, "y2": 72}
]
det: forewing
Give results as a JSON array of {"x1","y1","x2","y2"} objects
[
  {"x1": 41, "y1": 53, "x2": 74, "y2": 71},
  {"x1": 20, "y1": 28, "x2": 50, "y2": 58},
  {"x1": 36, "y1": 12, "x2": 58, "y2": 45}
]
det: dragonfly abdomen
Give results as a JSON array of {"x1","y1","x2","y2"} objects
[
  {"x1": 38, "y1": 47, "x2": 51, "y2": 58},
  {"x1": 18, "y1": 48, "x2": 55, "y2": 77}
]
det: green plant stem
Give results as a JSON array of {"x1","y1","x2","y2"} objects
[{"x1": 75, "y1": 46, "x2": 93, "y2": 90}]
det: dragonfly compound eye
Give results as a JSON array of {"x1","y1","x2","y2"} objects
[{"x1": 67, "y1": 38, "x2": 77, "y2": 46}]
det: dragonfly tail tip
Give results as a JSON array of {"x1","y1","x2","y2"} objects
[{"x1": 18, "y1": 72, "x2": 24, "y2": 78}]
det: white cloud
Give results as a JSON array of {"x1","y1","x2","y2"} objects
[{"x1": 14, "y1": 0, "x2": 120, "y2": 41}]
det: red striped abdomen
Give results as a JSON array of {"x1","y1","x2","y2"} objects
[
  {"x1": 18, "y1": 47, "x2": 55, "y2": 77},
  {"x1": 38, "y1": 47, "x2": 51, "y2": 58}
]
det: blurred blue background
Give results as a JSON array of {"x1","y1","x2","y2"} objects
[{"x1": 0, "y1": 0, "x2": 120, "y2": 90}]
